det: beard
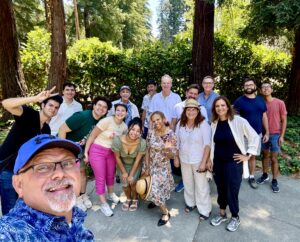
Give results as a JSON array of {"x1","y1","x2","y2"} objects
[
  {"x1": 43, "y1": 179, "x2": 77, "y2": 213},
  {"x1": 244, "y1": 88, "x2": 256, "y2": 94}
]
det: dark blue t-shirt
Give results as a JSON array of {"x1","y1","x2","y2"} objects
[{"x1": 233, "y1": 95, "x2": 266, "y2": 134}]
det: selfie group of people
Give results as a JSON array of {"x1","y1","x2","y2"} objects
[{"x1": 0, "y1": 74, "x2": 287, "y2": 240}]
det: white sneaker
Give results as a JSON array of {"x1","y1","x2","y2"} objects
[
  {"x1": 100, "y1": 203, "x2": 113, "y2": 217},
  {"x1": 76, "y1": 196, "x2": 87, "y2": 212},
  {"x1": 107, "y1": 193, "x2": 120, "y2": 204},
  {"x1": 82, "y1": 194, "x2": 92, "y2": 209}
]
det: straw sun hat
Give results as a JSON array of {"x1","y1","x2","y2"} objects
[{"x1": 136, "y1": 176, "x2": 152, "y2": 200}]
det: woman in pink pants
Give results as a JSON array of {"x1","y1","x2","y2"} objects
[{"x1": 84, "y1": 103, "x2": 128, "y2": 217}]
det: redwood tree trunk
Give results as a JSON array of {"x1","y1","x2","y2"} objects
[
  {"x1": 73, "y1": 0, "x2": 80, "y2": 40},
  {"x1": 287, "y1": 27, "x2": 300, "y2": 115},
  {"x1": 48, "y1": 0, "x2": 67, "y2": 93},
  {"x1": 191, "y1": 0, "x2": 214, "y2": 85},
  {"x1": 0, "y1": 0, "x2": 27, "y2": 102}
]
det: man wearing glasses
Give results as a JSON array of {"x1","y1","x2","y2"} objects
[
  {"x1": 257, "y1": 83, "x2": 287, "y2": 193},
  {"x1": 234, "y1": 78, "x2": 269, "y2": 189},
  {"x1": 0, "y1": 134, "x2": 94, "y2": 241},
  {"x1": 197, "y1": 76, "x2": 219, "y2": 122}
]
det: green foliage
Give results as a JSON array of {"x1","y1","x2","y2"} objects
[
  {"x1": 158, "y1": 0, "x2": 187, "y2": 46},
  {"x1": 278, "y1": 116, "x2": 300, "y2": 175},
  {"x1": 20, "y1": 27, "x2": 51, "y2": 95},
  {"x1": 13, "y1": 0, "x2": 44, "y2": 43},
  {"x1": 214, "y1": 33, "x2": 291, "y2": 101},
  {"x1": 66, "y1": 0, "x2": 151, "y2": 48},
  {"x1": 241, "y1": 0, "x2": 300, "y2": 42}
]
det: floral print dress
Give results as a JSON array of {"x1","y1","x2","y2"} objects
[{"x1": 146, "y1": 129, "x2": 176, "y2": 206}]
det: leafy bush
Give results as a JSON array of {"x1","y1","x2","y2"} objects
[
  {"x1": 20, "y1": 27, "x2": 51, "y2": 95},
  {"x1": 21, "y1": 28, "x2": 291, "y2": 106}
]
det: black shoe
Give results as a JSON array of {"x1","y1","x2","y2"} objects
[
  {"x1": 116, "y1": 175, "x2": 120, "y2": 183},
  {"x1": 256, "y1": 173, "x2": 269, "y2": 184},
  {"x1": 248, "y1": 177, "x2": 258, "y2": 189},
  {"x1": 271, "y1": 179, "x2": 280, "y2": 193},
  {"x1": 157, "y1": 213, "x2": 170, "y2": 226},
  {"x1": 147, "y1": 202, "x2": 156, "y2": 209}
]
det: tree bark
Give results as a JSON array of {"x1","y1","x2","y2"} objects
[
  {"x1": 73, "y1": 0, "x2": 80, "y2": 40},
  {"x1": 44, "y1": 0, "x2": 51, "y2": 31},
  {"x1": 48, "y1": 0, "x2": 67, "y2": 93},
  {"x1": 191, "y1": 0, "x2": 214, "y2": 85},
  {"x1": 287, "y1": 27, "x2": 300, "y2": 115},
  {"x1": 0, "y1": 0, "x2": 27, "y2": 103},
  {"x1": 83, "y1": 6, "x2": 91, "y2": 38}
]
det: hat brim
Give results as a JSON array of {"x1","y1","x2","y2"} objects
[
  {"x1": 139, "y1": 176, "x2": 152, "y2": 200},
  {"x1": 15, "y1": 140, "x2": 81, "y2": 174}
]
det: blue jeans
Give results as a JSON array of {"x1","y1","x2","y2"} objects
[{"x1": 0, "y1": 170, "x2": 18, "y2": 215}]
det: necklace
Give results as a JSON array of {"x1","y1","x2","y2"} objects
[{"x1": 184, "y1": 126, "x2": 193, "y2": 133}]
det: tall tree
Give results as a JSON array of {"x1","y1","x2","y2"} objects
[
  {"x1": 73, "y1": 0, "x2": 80, "y2": 40},
  {"x1": 13, "y1": 0, "x2": 44, "y2": 42},
  {"x1": 0, "y1": 0, "x2": 27, "y2": 105},
  {"x1": 158, "y1": 0, "x2": 186, "y2": 46},
  {"x1": 242, "y1": 0, "x2": 300, "y2": 114},
  {"x1": 191, "y1": 0, "x2": 214, "y2": 84},
  {"x1": 48, "y1": 0, "x2": 67, "y2": 92}
]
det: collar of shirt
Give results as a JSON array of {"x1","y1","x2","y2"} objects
[{"x1": 8, "y1": 199, "x2": 86, "y2": 233}]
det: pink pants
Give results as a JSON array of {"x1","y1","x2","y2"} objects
[{"x1": 89, "y1": 143, "x2": 116, "y2": 195}]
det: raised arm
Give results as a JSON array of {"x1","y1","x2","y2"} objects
[{"x1": 2, "y1": 86, "x2": 57, "y2": 116}]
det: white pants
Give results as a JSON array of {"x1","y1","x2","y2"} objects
[{"x1": 181, "y1": 162, "x2": 212, "y2": 217}]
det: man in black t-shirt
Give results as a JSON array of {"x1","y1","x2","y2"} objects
[{"x1": 0, "y1": 87, "x2": 63, "y2": 215}]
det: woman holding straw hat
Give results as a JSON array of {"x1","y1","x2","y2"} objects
[
  {"x1": 174, "y1": 98, "x2": 212, "y2": 220},
  {"x1": 112, "y1": 117, "x2": 146, "y2": 212},
  {"x1": 142, "y1": 111, "x2": 177, "y2": 226}
]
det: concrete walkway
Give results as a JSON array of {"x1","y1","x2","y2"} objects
[{"x1": 85, "y1": 174, "x2": 300, "y2": 242}]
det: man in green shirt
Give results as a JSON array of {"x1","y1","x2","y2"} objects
[{"x1": 58, "y1": 96, "x2": 111, "y2": 211}]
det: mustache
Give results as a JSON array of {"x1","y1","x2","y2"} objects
[{"x1": 43, "y1": 179, "x2": 74, "y2": 191}]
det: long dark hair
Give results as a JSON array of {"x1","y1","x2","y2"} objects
[
  {"x1": 179, "y1": 107, "x2": 204, "y2": 128},
  {"x1": 127, "y1": 117, "x2": 142, "y2": 134},
  {"x1": 211, "y1": 96, "x2": 235, "y2": 123}
]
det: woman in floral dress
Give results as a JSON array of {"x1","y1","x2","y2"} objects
[{"x1": 144, "y1": 111, "x2": 176, "y2": 226}]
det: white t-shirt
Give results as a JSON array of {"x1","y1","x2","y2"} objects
[
  {"x1": 149, "y1": 91, "x2": 181, "y2": 123},
  {"x1": 176, "y1": 121, "x2": 211, "y2": 164},
  {"x1": 94, "y1": 116, "x2": 127, "y2": 148},
  {"x1": 49, "y1": 98, "x2": 82, "y2": 135},
  {"x1": 172, "y1": 100, "x2": 208, "y2": 122}
]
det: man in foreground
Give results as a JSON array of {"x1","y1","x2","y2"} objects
[
  {"x1": 257, "y1": 83, "x2": 287, "y2": 193},
  {"x1": 0, "y1": 134, "x2": 94, "y2": 241}
]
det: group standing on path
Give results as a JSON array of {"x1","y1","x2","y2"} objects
[{"x1": 0, "y1": 74, "x2": 287, "y2": 239}]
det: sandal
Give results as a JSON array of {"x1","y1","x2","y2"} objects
[
  {"x1": 129, "y1": 200, "x2": 138, "y2": 212},
  {"x1": 122, "y1": 200, "x2": 131, "y2": 211},
  {"x1": 157, "y1": 212, "x2": 170, "y2": 226},
  {"x1": 185, "y1": 205, "x2": 195, "y2": 213}
]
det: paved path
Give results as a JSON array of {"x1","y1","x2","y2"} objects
[{"x1": 85, "y1": 174, "x2": 300, "y2": 242}]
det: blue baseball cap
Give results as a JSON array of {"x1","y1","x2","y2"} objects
[{"x1": 14, "y1": 134, "x2": 82, "y2": 174}]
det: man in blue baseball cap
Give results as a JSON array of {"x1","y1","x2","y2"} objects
[
  {"x1": 0, "y1": 134, "x2": 94, "y2": 241},
  {"x1": 0, "y1": 87, "x2": 63, "y2": 215}
]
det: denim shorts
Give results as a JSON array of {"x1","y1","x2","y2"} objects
[{"x1": 261, "y1": 134, "x2": 281, "y2": 153}]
